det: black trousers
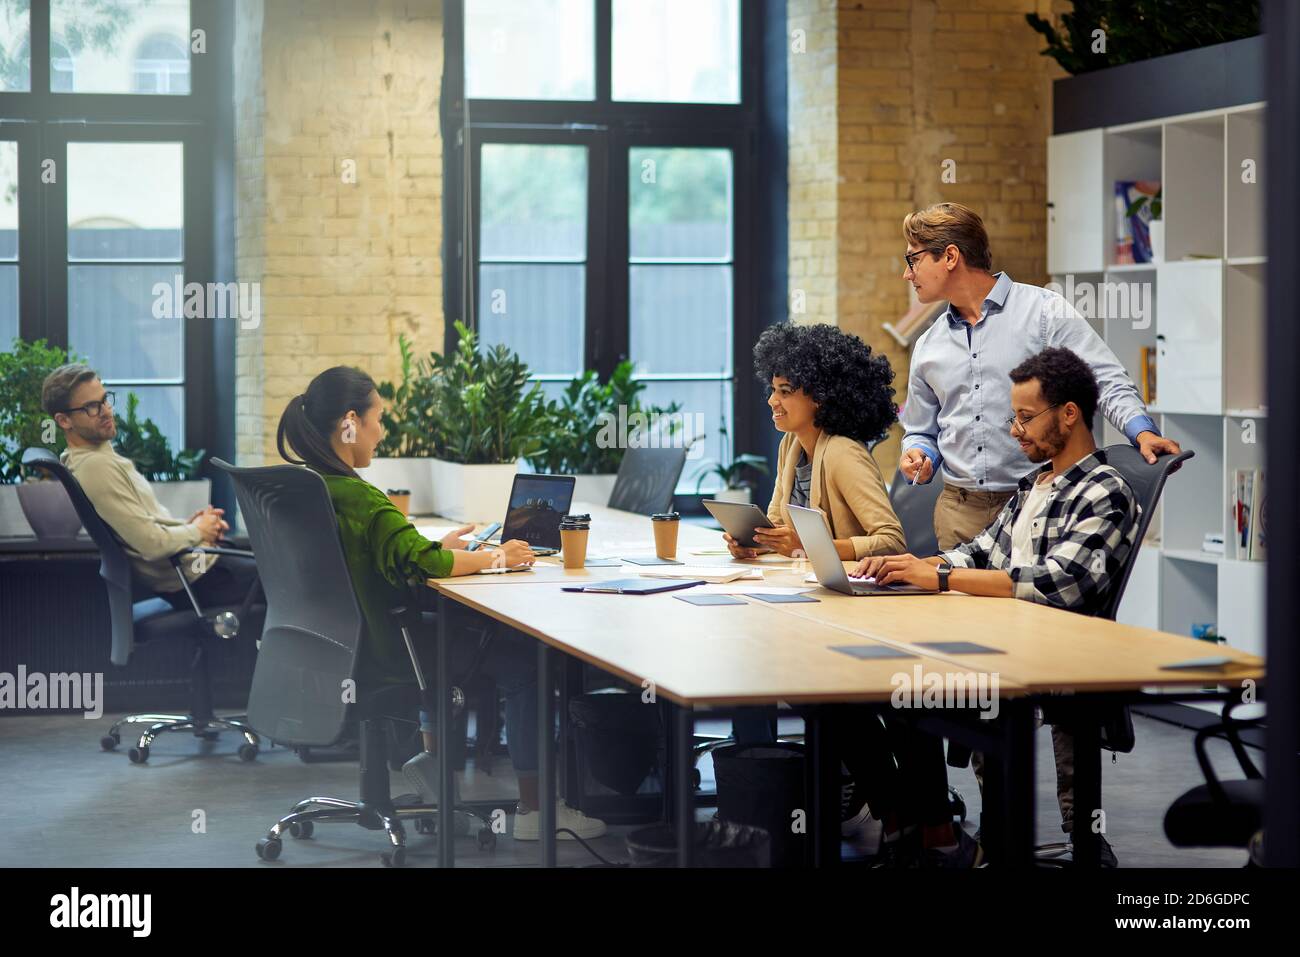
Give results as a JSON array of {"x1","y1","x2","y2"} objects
[
  {"x1": 837, "y1": 707, "x2": 952, "y2": 829},
  {"x1": 161, "y1": 556, "x2": 261, "y2": 612}
]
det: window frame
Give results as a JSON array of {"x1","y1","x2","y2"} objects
[
  {"x1": 443, "y1": 0, "x2": 771, "y2": 496},
  {"x1": 0, "y1": 0, "x2": 220, "y2": 454}
]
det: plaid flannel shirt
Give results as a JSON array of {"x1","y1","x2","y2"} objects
[{"x1": 938, "y1": 449, "x2": 1140, "y2": 616}]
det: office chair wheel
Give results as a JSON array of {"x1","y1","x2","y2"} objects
[
  {"x1": 414, "y1": 818, "x2": 434, "y2": 836},
  {"x1": 381, "y1": 847, "x2": 407, "y2": 868},
  {"x1": 100, "y1": 734, "x2": 120, "y2": 751},
  {"x1": 477, "y1": 828, "x2": 497, "y2": 851},
  {"x1": 255, "y1": 838, "x2": 282, "y2": 861},
  {"x1": 128, "y1": 746, "x2": 150, "y2": 764},
  {"x1": 197, "y1": 729, "x2": 221, "y2": 741},
  {"x1": 238, "y1": 743, "x2": 259, "y2": 762},
  {"x1": 289, "y1": 820, "x2": 314, "y2": 839}
]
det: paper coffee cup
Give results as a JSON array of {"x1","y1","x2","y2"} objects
[
  {"x1": 560, "y1": 514, "x2": 591, "y2": 569},
  {"x1": 651, "y1": 511, "x2": 680, "y2": 560}
]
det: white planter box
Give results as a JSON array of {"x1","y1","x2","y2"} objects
[
  {"x1": 0, "y1": 484, "x2": 35, "y2": 537},
  {"x1": 357, "y1": 457, "x2": 435, "y2": 515},
  {"x1": 150, "y1": 479, "x2": 212, "y2": 521},
  {"x1": 712, "y1": 486, "x2": 753, "y2": 505},
  {"x1": 430, "y1": 459, "x2": 520, "y2": 523},
  {"x1": 1149, "y1": 220, "x2": 1165, "y2": 262},
  {"x1": 572, "y1": 473, "x2": 618, "y2": 508}
]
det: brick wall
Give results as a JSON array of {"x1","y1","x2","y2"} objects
[
  {"x1": 789, "y1": 0, "x2": 1066, "y2": 471},
  {"x1": 234, "y1": 0, "x2": 444, "y2": 464}
]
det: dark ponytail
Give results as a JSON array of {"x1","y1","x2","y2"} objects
[{"x1": 277, "y1": 366, "x2": 379, "y2": 478}]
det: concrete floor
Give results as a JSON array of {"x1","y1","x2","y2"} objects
[{"x1": 0, "y1": 710, "x2": 1255, "y2": 868}]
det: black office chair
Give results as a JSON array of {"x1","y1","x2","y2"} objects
[
  {"x1": 888, "y1": 464, "x2": 945, "y2": 558},
  {"x1": 1163, "y1": 698, "x2": 1265, "y2": 859},
  {"x1": 1034, "y1": 444, "x2": 1194, "y2": 864},
  {"x1": 214, "y1": 458, "x2": 496, "y2": 866},
  {"x1": 21, "y1": 447, "x2": 264, "y2": 763},
  {"x1": 607, "y1": 445, "x2": 689, "y2": 515}
]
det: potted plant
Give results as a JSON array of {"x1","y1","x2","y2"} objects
[
  {"x1": 112, "y1": 392, "x2": 210, "y2": 519},
  {"x1": 527, "y1": 360, "x2": 682, "y2": 505},
  {"x1": 423, "y1": 321, "x2": 556, "y2": 522},
  {"x1": 694, "y1": 425, "x2": 770, "y2": 505},
  {"x1": 0, "y1": 338, "x2": 81, "y2": 538},
  {"x1": 361, "y1": 333, "x2": 439, "y2": 514}
]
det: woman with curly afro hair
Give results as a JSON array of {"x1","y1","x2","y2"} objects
[{"x1": 723, "y1": 322, "x2": 905, "y2": 563}]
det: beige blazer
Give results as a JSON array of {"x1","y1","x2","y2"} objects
[{"x1": 766, "y1": 431, "x2": 905, "y2": 560}]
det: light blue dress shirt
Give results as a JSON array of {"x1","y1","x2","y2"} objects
[{"x1": 900, "y1": 272, "x2": 1159, "y2": 492}]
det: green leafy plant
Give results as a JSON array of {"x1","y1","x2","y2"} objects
[
  {"x1": 694, "y1": 424, "x2": 769, "y2": 494},
  {"x1": 112, "y1": 392, "x2": 205, "y2": 482},
  {"x1": 527, "y1": 360, "x2": 682, "y2": 475},
  {"x1": 374, "y1": 333, "x2": 436, "y2": 458},
  {"x1": 1025, "y1": 1, "x2": 1260, "y2": 76},
  {"x1": 0, "y1": 338, "x2": 81, "y2": 484},
  {"x1": 422, "y1": 321, "x2": 556, "y2": 465},
  {"x1": 1125, "y1": 187, "x2": 1162, "y2": 221}
]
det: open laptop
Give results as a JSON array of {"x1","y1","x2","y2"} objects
[
  {"x1": 786, "y1": 504, "x2": 931, "y2": 596},
  {"x1": 491, "y1": 474, "x2": 576, "y2": 556}
]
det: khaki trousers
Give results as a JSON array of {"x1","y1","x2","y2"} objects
[{"x1": 933, "y1": 484, "x2": 1075, "y2": 834}]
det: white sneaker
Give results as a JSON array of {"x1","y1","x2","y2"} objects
[
  {"x1": 402, "y1": 751, "x2": 461, "y2": 804},
  {"x1": 513, "y1": 801, "x2": 607, "y2": 841}
]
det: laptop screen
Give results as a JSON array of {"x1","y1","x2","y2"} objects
[{"x1": 501, "y1": 475, "x2": 575, "y2": 550}]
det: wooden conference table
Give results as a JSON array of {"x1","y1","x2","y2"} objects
[{"x1": 423, "y1": 504, "x2": 1265, "y2": 868}]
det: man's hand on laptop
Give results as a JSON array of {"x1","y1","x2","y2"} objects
[
  {"x1": 751, "y1": 524, "x2": 802, "y2": 557},
  {"x1": 852, "y1": 553, "x2": 941, "y2": 589}
]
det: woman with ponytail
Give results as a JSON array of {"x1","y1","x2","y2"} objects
[{"x1": 277, "y1": 366, "x2": 605, "y2": 841}]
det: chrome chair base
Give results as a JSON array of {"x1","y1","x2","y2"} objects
[
  {"x1": 255, "y1": 796, "x2": 500, "y2": 866},
  {"x1": 100, "y1": 713, "x2": 261, "y2": 764}
]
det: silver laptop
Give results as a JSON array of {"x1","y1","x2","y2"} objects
[{"x1": 786, "y1": 504, "x2": 930, "y2": 596}]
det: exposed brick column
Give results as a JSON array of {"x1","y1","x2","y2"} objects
[
  {"x1": 789, "y1": 0, "x2": 1063, "y2": 473},
  {"x1": 234, "y1": 0, "x2": 445, "y2": 464}
]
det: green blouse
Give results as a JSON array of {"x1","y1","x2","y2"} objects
[{"x1": 322, "y1": 474, "x2": 455, "y2": 683}]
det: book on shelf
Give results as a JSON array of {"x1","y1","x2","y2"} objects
[
  {"x1": 1230, "y1": 468, "x2": 1267, "y2": 561},
  {"x1": 1139, "y1": 345, "x2": 1157, "y2": 405}
]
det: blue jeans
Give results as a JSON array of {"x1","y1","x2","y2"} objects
[{"x1": 418, "y1": 613, "x2": 539, "y2": 773}]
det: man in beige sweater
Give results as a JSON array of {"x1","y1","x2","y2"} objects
[{"x1": 42, "y1": 364, "x2": 258, "y2": 610}]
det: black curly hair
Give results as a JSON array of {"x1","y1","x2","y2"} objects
[
  {"x1": 1009, "y1": 346, "x2": 1099, "y2": 430},
  {"x1": 752, "y1": 322, "x2": 898, "y2": 445}
]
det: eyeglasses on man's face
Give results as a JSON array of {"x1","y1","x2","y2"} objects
[
  {"x1": 903, "y1": 248, "x2": 935, "y2": 272},
  {"x1": 1005, "y1": 404, "x2": 1060, "y2": 437},
  {"x1": 65, "y1": 391, "x2": 116, "y2": 419}
]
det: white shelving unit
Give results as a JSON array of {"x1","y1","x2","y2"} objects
[{"x1": 1047, "y1": 102, "x2": 1267, "y2": 713}]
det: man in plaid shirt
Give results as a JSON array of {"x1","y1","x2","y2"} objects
[{"x1": 854, "y1": 346, "x2": 1139, "y2": 866}]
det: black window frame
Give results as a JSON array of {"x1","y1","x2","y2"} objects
[
  {"x1": 442, "y1": 0, "x2": 787, "y2": 505},
  {"x1": 0, "y1": 0, "x2": 223, "y2": 456}
]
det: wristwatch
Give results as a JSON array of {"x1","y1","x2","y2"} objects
[{"x1": 936, "y1": 559, "x2": 952, "y2": 592}]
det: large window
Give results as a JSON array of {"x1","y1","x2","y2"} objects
[
  {"x1": 450, "y1": 0, "x2": 765, "y2": 491},
  {"x1": 0, "y1": 0, "x2": 217, "y2": 453}
]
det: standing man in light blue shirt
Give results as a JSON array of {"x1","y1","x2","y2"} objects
[{"x1": 896, "y1": 202, "x2": 1180, "y2": 550}]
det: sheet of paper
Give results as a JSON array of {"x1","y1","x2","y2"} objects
[
  {"x1": 639, "y1": 566, "x2": 764, "y2": 583},
  {"x1": 690, "y1": 583, "x2": 816, "y2": 596}
]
